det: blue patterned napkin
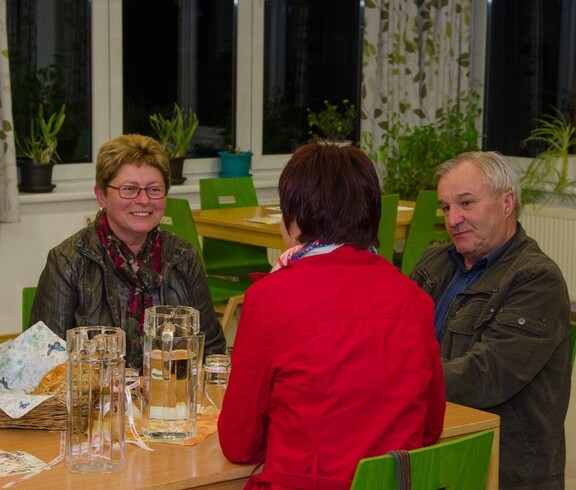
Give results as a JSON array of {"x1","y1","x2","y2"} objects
[{"x1": 0, "y1": 321, "x2": 67, "y2": 418}]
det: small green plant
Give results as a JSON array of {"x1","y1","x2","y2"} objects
[
  {"x1": 16, "y1": 104, "x2": 66, "y2": 164},
  {"x1": 307, "y1": 99, "x2": 357, "y2": 143},
  {"x1": 225, "y1": 145, "x2": 241, "y2": 154},
  {"x1": 222, "y1": 145, "x2": 250, "y2": 154},
  {"x1": 520, "y1": 108, "x2": 576, "y2": 205},
  {"x1": 150, "y1": 103, "x2": 199, "y2": 158},
  {"x1": 362, "y1": 94, "x2": 482, "y2": 200}
]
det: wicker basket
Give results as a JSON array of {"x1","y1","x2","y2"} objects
[{"x1": 0, "y1": 395, "x2": 67, "y2": 430}]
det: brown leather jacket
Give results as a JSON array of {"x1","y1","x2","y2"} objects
[
  {"x1": 411, "y1": 224, "x2": 571, "y2": 489},
  {"x1": 30, "y1": 225, "x2": 226, "y2": 362}
]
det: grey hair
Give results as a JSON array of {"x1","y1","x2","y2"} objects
[{"x1": 435, "y1": 151, "x2": 522, "y2": 216}]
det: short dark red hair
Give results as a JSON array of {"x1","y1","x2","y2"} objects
[{"x1": 278, "y1": 142, "x2": 381, "y2": 248}]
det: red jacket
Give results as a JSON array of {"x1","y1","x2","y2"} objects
[{"x1": 218, "y1": 246, "x2": 445, "y2": 489}]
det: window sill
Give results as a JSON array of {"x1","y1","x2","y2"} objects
[{"x1": 17, "y1": 157, "x2": 284, "y2": 206}]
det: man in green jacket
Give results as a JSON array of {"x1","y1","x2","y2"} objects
[{"x1": 411, "y1": 151, "x2": 571, "y2": 489}]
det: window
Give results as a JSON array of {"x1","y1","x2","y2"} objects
[
  {"x1": 7, "y1": 0, "x2": 362, "y2": 168},
  {"x1": 483, "y1": 0, "x2": 576, "y2": 157},
  {"x1": 7, "y1": 0, "x2": 91, "y2": 163},
  {"x1": 10, "y1": 1, "x2": 571, "y2": 171},
  {"x1": 263, "y1": 0, "x2": 362, "y2": 154},
  {"x1": 122, "y1": 0, "x2": 235, "y2": 157}
]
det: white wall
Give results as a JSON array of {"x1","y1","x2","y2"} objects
[{"x1": 0, "y1": 196, "x2": 97, "y2": 333}]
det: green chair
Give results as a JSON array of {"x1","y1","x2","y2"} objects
[
  {"x1": 400, "y1": 189, "x2": 450, "y2": 276},
  {"x1": 22, "y1": 286, "x2": 37, "y2": 331},
  {"x1": 351, "y1": 429, "x2": 494, "y2": 490},
  {"x1": 570, "y1": 323, "x2": 576, "y2": 369},
  {"x1": 376, "y1": 193, "x2": 400, "y2": 261},
  {"x1": 199, "y1": 177, "x2": 271, "y2": 278},
  {"x1": 161, "y1": 197, "x2": 205, "y2": 267},
  {"x1": 160, "y1": 197, "x2": 250, "y2": 334}
]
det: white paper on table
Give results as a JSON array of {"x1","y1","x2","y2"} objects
[
  {"x1": 244, "y1": 213, "x2": 283, "y2": 225},
  {"x1": 0, "y1": 450, "x2": 47, "y2": 477}
]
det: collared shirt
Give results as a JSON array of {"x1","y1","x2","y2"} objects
[{"x1": 434, "y1": 228, "x2": 519, "y2": 341}]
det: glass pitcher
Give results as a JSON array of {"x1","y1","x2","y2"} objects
[
  {"x1": 141, "y1": 305, "x2": 203, "y2": 441},
  {"x1": 66, "y1": 326, "x2": 126, "y2": 474}
]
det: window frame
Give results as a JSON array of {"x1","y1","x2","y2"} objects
[{"x1": 20, "y1": 0, "x2": 286, "y2": 200}]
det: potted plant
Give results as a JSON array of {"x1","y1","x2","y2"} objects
[
  {"x1": 150, "y1": 103, "x2": 199, "y2": 184},
  {"x1": 306, "y1": 99, "x2": 357, "y2": 143},
  {"x1": 218, "y1": 145, "x2": 253, "y2": 178},
  {"x1": 519, "y1": 108, "x2": 576, "y2": 206},
  {"x1": 16, "y1": 103, "x2": 66, "y2": 193},
  {"x1": 362, "y1": 94, "x2": 482, "y2": 200}
]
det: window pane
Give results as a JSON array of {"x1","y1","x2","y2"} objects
[
  {"x1": 122, "y1": 0, "x2": 235, "y2": 157},
  {"x1": 484, "y1": 0, "x2": 576, "y2": 157},
  {"x1": 7, "y1": 0, "x2": 92, "y2": 163},
  {"x1": 263, "y1": 0, "x2": 361, "y2": 154}
]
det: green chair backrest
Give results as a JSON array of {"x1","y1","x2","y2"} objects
[
  {"x1": 160, "y1": 197, "x2": 205, "y2": 268},
  {"x1": 351, "y1": 429, "x2": 494, "y2": 490},
  {"x1": 22, "y1": 286, "x2": 37, "y2": 331},
  {"x1": 376, "y1": 193, "x2": 400, "y2": 261},
  {"x1": 160, "y1": 198, "x2": 252, "y2": 304},
  {"x1": 199, "y1": 177, "x2": 259, "y2": 209},
  {"x1": 199, "y1": 177, "x2": 270, "y2": 277},
  {"x1": 570, "y1": 323, "x2": 576, "y2": 369},
  {"x1": 401, "y1": 189, "x2": 450, "y2": 276}
]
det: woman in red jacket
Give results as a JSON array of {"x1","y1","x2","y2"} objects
[{"x1": 218, "y1": 142, "x2": 446, "y2": 489}]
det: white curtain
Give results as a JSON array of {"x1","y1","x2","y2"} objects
[
  {"x1": 0, "y1": 0, "x2": 19, "y2": 222},
  {"x1": 361, "y1": 0, "x2": 474, "y2": 155}
]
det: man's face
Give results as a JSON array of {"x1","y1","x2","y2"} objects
[{"x1": 438, "y1": 161, "x2": 515, "y2": 269}]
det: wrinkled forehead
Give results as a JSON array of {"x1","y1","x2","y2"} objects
[{"x1": 438, "y1": 162, "x2": 490, "y2": 199}]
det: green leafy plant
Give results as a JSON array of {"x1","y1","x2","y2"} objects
[
  {"x1": 223, "y1": 145, "x2": 246, "y2": 154},
  {"x1": 307, "y1": 99, "x2": 357, "y2": 143},
  {"x1": 362, "y1": 94, "x2": 482, "y2": 200},
  {"x1": 519, "y1": 108, "x2": 576, "y2": 205},
  {"x1": 16, "y1": 104, "x2": 66, "y2": 164},
  {"x1": 149, "y1": 103, "x2": 199, "y2": 158}
]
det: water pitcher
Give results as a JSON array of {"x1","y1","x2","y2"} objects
[
  {"x1": 66, "y1": 326, "x2": 126, "y2": 474},
  {"x1": 141, "y1": 305, "x2": 203, "y2": 440}
]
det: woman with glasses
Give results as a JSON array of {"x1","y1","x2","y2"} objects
[{"x1": 30, "y1": 134, "x2": 226, "y2": 370}]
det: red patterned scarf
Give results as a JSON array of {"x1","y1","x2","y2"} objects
[{"x1": 94, "y1": 211, "x2": 163, "y2": 331}]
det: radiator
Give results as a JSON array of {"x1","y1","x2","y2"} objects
[{"x1": 519, "y1": 205, "x2": 576, "y2": 302}]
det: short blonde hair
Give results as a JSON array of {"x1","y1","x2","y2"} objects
[{"x1": 95, "y1": 134, "x2": 170, "y2": 191}]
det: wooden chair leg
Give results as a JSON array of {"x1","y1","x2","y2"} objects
[{"x1": 219, "y1": 294, "x2": 245, "y2": 335}]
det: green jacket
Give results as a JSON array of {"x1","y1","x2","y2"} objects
[
  {"x1": 31, "y1": 225, "x2": 226, "y2": 366},
  {"x1": 410, "y1": 224, "x2": 571, "y2": 489}
]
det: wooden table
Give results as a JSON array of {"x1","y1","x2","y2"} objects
[
  {"x1": 192, "y1": 202, "x2": 417, "y2": 251},
  {"x1": 0, "y1": 402, "x2": 499, "y2": 489},
  {"x1": 439, "y1": 402, "x2": 500, "y2": 489}
]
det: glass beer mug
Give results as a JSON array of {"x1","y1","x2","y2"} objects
[
  {"x1": 141, "y1": 305, "x2": 203, "y2": 441},
  {"x1": 66, "y1": 326, "x2": 126, "y2": 474}
]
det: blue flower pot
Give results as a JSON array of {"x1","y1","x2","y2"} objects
[{"x1": 218, "y1": 151, "x2": 252, "y2": 178}]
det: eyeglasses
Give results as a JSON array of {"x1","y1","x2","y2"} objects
[{"x1": 107, "y1": 184, "x2": 167, "y2": 200}]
